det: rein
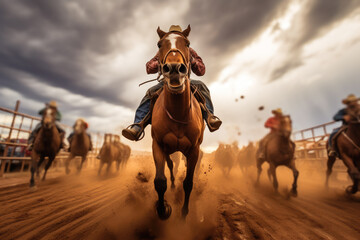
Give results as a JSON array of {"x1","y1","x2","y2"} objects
[
  {"x1": 341, "y1": 132, "x2": 360, "y2": 152},
  {"x1": 163, "y1": 94, "x2": 193, "y2": 125}
]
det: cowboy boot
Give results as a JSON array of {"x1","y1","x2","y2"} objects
[
  {"x1": 122, "y1": 112, "x2": 151, "y2": 141},
  {"x1": 199, "y1": 102, "x2": 222, "y2": 132}
]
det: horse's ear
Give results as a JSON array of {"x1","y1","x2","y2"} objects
[
  {"x1": 157, "y1": 26, "x2": 166, "y2": 39},
  {"x1": 182, "y1": 24, "x2": 191, "y2": 38}
]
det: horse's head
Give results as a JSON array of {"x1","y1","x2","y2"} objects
[
  {"x1": 157, "y1": 25, "x2": 191, "y2": 94},
  {"x1": 104, "y1": 134, "x2": 112, "y2": 144},
  {"x1": 74, "y1": 118, "x2": 88, "y2": 135},
  {"x1": 279, "y1": 115, "x2": 292, "y2": 138},
  {"x1": 42, "y1": 107, "x2": 56, "y2": 129},
  {"x1": 113, "y1": 135, "x2": 120, "y2": 143}
]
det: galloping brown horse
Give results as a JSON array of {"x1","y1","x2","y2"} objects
[
  {"x1": 151, "y1": 25, "x2": 205, "y2": 220},
  {"x1": 113, "y1": 135, "x2": 131, "y2": 171},
  {"x1": 326, "y1": 110, "x2": 360, "y2": 194},
  {"x1": 256, "y1": 116, "x2": 299, "y2": 196},
  {"x1": 30, "y1": 107, "x2": 62, "y2": 187},
  {"x1": 65, "y1": 119, "x2": 91, "y2": 174},
  {"x1": 214, "y1": 143, "x2": 237, "y2": 176},
  {"x1": 98, "y1": 134, "x2": 119, "y2": 176}
]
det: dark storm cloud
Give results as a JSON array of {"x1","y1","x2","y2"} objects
[
  {"x1": 185, "y1": 0, "x2": 290, "y2": 82},
  {"x1": 0, "y1": 0, "x2": 145, "y2": 108},
  {"x1": 269, "y1": 0, "x2": 360, "y2": 81}
]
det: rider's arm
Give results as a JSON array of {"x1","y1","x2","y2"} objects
[
  {"x1": 146, "y1": 53, "x2": 160, "y2": 74},
  {"x1": 56, "y1": 111, "x2": 62, "y2": 122},
  {"x1": 38, "y1": 108, "x2": 45, "y2": 116},
  {"x1": 333, "y1": 109, "x2": 347, "y2": 122},
  {"x1": 189, "y1": 48, "x2": 205, "y2": 76},
  {"x1": 264, "y1": 118, "x2": 273, "y2": 128}
]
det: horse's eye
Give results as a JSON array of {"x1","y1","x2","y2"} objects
[
  {"x1": 157, "y1": 42, "x2": 161, "y2": 48},
  {"x1": 186, "y1": 42, "x2": 190, "y2": 47}
]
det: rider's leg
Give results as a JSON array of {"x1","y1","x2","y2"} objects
[
  {"x1": 190, "y1": 80, "x2": 222, "y2": 132},
  {"x1": 328, "y1": 127, "x2": 340, "y2": 157},
  {"x1": 27, "y1": 123, "x2": 42, "y2": 150},
  {"x1": 122, "y1": 82, "x2": 164, "y2": 141}
]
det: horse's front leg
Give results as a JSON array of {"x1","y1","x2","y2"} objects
[
  {"x1": 153, "y1": 141, "x2": 171, "y2": 220},
  {"x1": 78, "y1": 155, "x2": 86, "y2": 173},
  {"x1": 30, "y1": 153, "x2": 39, "y2": 187},
  {"x1": 37, "y1": 155, "x2": 45, "y2": 177},
  {"x1": 288, "y1": 160, "x2": 299, "y2": 197},
  {"x1": 98, "y1": 161, "x2": 104, "y2": 176},
  {"x1": 42, "y1": 155, "x2": 54, "y2": 181},
  {"x1": 165, "y1": 155, "x2": 175, "y2": 189},
  {"x1": 255, "y1": 157, "x2": 264, "y2": 186},
  {"x1": 65, "y1": 153, "x2": 74, "y2": 175},
  {"x1": 182, "y1": 147, "x2": 199, "y2": 219},
  {"x1": 269, "y1": 163, "x2": 278, "y2": 192}
]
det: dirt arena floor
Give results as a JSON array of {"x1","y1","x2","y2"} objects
[{"x1": 0, "y1": 154, "x2": 359, "y2": 240}]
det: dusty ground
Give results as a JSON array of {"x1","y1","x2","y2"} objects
[{"x1": 0, "y1": 154, "x2": 359, "y2": 240}]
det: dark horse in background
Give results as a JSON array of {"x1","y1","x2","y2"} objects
[
  {"x1": 65, "y1": 118, "x2": 91, "y2": 175},
  {"x1": 151, "y1": 25, "x2": 205, "y2": 220},
  {"x1": 30, "y1": 107, "x2": 62, "y2": 188},
  {"x1": 326, "y1": 108, "x2": 360, "y2": 194},
  {"x1": 256, "y1": 116, "x2": 299, "y2": 196}
]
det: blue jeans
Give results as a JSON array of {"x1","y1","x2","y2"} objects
[
  {"x1": 328, "y1": 127, "x2": 341, "y2": 148},
  {"x1": 134, "y1": 80, "x2": 215, "y2": 124}
]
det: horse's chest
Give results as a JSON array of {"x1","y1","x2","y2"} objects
[{"x1": 162, "y1": 133, "x2": 192, "y2": 153}]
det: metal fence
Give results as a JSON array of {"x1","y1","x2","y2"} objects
[{"x1": 0, "y1": 101, "x2": 103, "y2": 177}]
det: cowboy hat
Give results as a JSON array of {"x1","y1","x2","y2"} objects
[
  {"x1": 272, "y1": 108, "x2": 283, "y2": 115},
  {"x1": 48, "y1": 100, "x2": 57, "y2": 108},
  {"x1": 169, "y1": 25, "x2": 182, "y2": 32},
  {"x1": 342, "y1": 94, "x2": 359, "y2": 105}
]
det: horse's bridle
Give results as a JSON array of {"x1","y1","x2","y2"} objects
[
  {"x1": 160, "y1": 48, "x2": 191, "y2": 78},
  {"x1": 160, "y1": 48, "x2": 192, "y2": 124}
]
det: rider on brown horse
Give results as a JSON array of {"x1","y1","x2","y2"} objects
[
  {"x1": 328, "y1": 94, "x2": 360, "y2": 157},
  {"x1": 27, "y1": 101, "x2": 65, "y2": 150},
  {"x1": 257, "y1": 108, "x2": 293, "y2": 160},
  {"x1": 122, "y1": 25, "x2": 222, "y2": 141},
  {"x1": 67, "y1": 118, "x2": 93, "y2": 152}
]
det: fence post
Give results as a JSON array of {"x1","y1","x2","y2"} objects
[{"x1": 0, "y1": 100, "x2": 20, "y2": 177}]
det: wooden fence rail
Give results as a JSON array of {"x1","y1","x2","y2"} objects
[{"x1": 0, "y1": 101, "x2": 103, "y2": 177}]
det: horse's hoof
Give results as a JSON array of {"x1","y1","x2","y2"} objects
[
  {"x1": 346, "y1": 185, "x2": 357, "y2": 194},
  {"x1": 29, "y1": 181, "x2": 35, "y2": 188},
  {"x1": 156, "y1": 200, "x2": 172, "y2": 220},
  {"x1": 29, "y1": 185, "x2": 37, "y2": 192},
  {"x1": 181, "y1": 207, "x2": 189, "y2": 219},
  {"x1": 290, "y1": 188, "x2": 298, "y2": 197},
  {"x1": 171, "y1": 183, "x2": 175, "y2": 189}
]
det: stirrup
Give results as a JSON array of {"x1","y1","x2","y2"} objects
[
  {"x1": 122, "y1": 123, "x2": 145, "y2": 141},
  {"x1": 207, "y1": 115, "x2": 222, "y2": 132}
]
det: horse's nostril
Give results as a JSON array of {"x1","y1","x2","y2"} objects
[
  {"x1": 162, "y1": 64, "x2": 171, "y2": 74},
  {"x1": 178, "y1": 63, "x2": 187, "y2": 75}
]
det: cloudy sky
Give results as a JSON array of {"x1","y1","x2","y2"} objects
[{"x1": 1, "y1": 0, "x2": 360, "y2": 151}]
